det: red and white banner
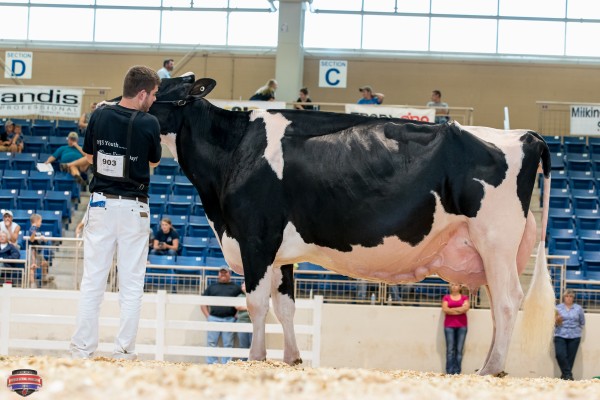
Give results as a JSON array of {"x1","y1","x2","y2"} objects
[
  {"x1": 346, "y1": 104, "x2": 436, "y2": 122},
  {"x1": 0, "y1": 86, "x2": 83, "y2": 118}
]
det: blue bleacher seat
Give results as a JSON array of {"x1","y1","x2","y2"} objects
[
  {"x1": 148, "y1": 254, "x2": 177, "y2": 266},
  {"x1": 0, "y1": 153, "x2": 12, "y2": 170},
  {"x1": 28, "y1": 171, "x2": 54, "y2": 191},
  {"x1": 572, "y1": 195, "x2": 598, "y2": 211},
  {"x1": 570, "y1": 188, "x2": 596, "y2": 198},
  {"x1": 205, "y1": 256, "x2": 227, "y2": 267},
  {"x1": 563, "y1": 136, "x2": 587, "y2": 154},
  {"x1": 549, "y1": 195, "x2": 570, "y2": 210},
  {"x1": 44, "y1": 190, "x2": 72, "y2": 221},
  {"x1": 17, "y1": 189, "x2": 45, "y2": 210},
  {"x1": 548, "y1": 215, "x2": 575, "y2": 230},
  {"x1": 31, "y1": 120, "x2": 55, "y2": 137},
  {"x1": 23, "y1": 136, "x2": 48, "y2": 154},
  {"x1": 572, "y1": 208, "x2": 600, "y2": 218},
  {"x1": 589, "y1": 138, "x2": 600, "y2": 155},
  {"x1": 548, "y1": 228, "x2": 577, "y2": 240},
  {"x1": 565, "y1": 152, "x2": 590, "y2": 162},
  {"x1": 11, "y1": 119, "x2": 31, "y2": 135},
  {"x1": 12, "y1": 209, "x2": 34, "y2": 229},
  {"x1": 192, "y1": 196, "x2": 204, "y2": 216},
  {"x1": 582, "y1": 251, "x2": 600, "y2": 272},
  {"x1": 567, "y1": 170, "x2": 594, "y2": 179},
  {"x1": 165, "y1": 194, "x2": 193, "y2": 215},
  {"x1": 150, "y1": 213, "x2": 161, "y2": 230},
  {"x1": 38, "y1": 210, "x2": 62, "y2": 237},
  {"x1": 55, "y1": 120, "x2": 78, "y2": 137},
  {"x1": 548, "y1": 236, "x2": 578, "y2": 252},
  {"x1": 146, "y1": 255, "x2": 176, "y2": 288},
  {"x1": 154, "y1": 158, "x2": 179, "y2": 175},
  {"x1": 579, "y1": 237, "x2": 600, "y2": 253},
  {"x1": 566, "y1": 159, "x2": 592, "y2": 173},
  {"x1": 181, "y1": 236, "x2": 209, "y2": 257},
  {"x1": 550, "y1": 153, "x2": 564, "y2": 170},
  {"x1": 550, "y1": 249, "x2": 581, "y2": 271},
  {"x1": 148, "y1": 194, "x2": 168, "y2": 215},
  {"x1": 47, "y1": 136, "x2": 67, "y2": 154},
  {"x1": 2, "y1": 170, "x2": 28, "y2": 190},
  {"x1": 207, "y1": 237, "x2": 223, "y2": 257},
  {"x1": 149, "y1": 174, "x2": 173, "y2": 195},
  {"x1": 550, "y1": 172, "x2": 569, "y2": 189},
  {"x1": 172, "y1": 175, "x2": 195, "y2": 195},
  {"x1": 587, "y1": 270, "x2": 600, "y2": 280},
  {"x1": 543, "y1": 136, "x2": 562, "y2": 153},
  {"x1": 576, "y1": 216, "x2": 600, "y2": 231},
  {"x1": 53, "y1": 172, "x2": 79, "y2": 200},
  {"x1": 187, "y1": 215, "x2": 211, "y2": 237},
  {"x1": 175, "y1": 256, "x2": 204, "y2": 267},
  {"x1": 12, "y1": 153, "x2": 39, "y2": 170},
  {"x1": 0, "y1": 189, "x2": 17, "y2": 210}
]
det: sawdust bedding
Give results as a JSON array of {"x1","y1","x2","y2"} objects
[{"x1": 0, "y1": 356, "x2": 598, "y2": 400}]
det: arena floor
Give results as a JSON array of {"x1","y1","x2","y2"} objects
[{"x1": 0, "y1": 357, "x2": 599, "y2": 400}]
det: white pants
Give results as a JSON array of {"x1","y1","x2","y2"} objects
[{"x1": 70, "y1": 194, "x2": 150, "y2": 359}]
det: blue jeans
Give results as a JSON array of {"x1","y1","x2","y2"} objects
[
  {"x1": 237, "y1": 328, "x2": 253, "y2": 361},
  {"x1": 444, "y1": 326, "x2": 467, "y2": 374},
  {"x1": 206, "y1": 315, "x2": 236, "y2": 364},
  {"x1": 554, "y1": 336, "x2": 581, "y2": 379}
]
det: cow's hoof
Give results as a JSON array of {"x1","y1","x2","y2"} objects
[
  {"x1": 494, "y1": 371, "x2": 508, "y2": 378},
  {"x1": 291, "y1": 358, "x2": 302, "y2": 366}
]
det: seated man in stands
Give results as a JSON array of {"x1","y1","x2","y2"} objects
[
  {"x1": 0, "y1": 209, "x2": 21, "y2": 249},
  {"x1": 44, "y1": 131, "x2": 90, "y2": 185},
  {"x1": 0, "y1": 231, "x2": 21, "y2": 285},
  {"x1": 150, "y1": 218, "x2": 180, "y2": 256}
]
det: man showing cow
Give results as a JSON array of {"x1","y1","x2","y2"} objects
[
  {"x1": 201, "y1": 266, "x2": 243, "y2": 364},
  {"x1": 70, "y1": 65, "x2": 162, "y2": 360}
]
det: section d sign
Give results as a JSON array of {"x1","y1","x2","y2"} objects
[
  {"x1": 570, "y1": 105, "x2": 600, "y2": 136},
  {"x1": 4, "y1": 51, "x2": 33, "y2": 79},
  {"x1": 319, "y1": 60, "x2": 347, "y2": 88}
]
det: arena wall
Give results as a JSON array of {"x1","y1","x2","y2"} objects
[
  {"x1": 6, "y1": 294, "x2": 599, "y2": 379},
  {"x1": 2, "y1": 47, "x2": 600, "y2": 131}
]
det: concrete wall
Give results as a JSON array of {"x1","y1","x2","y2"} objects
[
  {"x1": 2, "y1": 47, "x2": 600, "y2": 130},
  {"x1": 5, "y1": 293, "x2": 599, "y2": 379}
]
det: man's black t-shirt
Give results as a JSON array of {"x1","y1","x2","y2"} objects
[
  {"x1": 83, "y1": 104, "x2": 161, "y2": 198},
  {"x1": 202, "y1": 282, "x2": 243, "y2": 317}
]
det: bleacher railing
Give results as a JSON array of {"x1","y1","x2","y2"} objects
[
  {"x1": 4, "y1": 239, "x2": 599, "y2": 312},
  {"x1": 537, "y1": 100, "x2": 600, "y2": 137}
]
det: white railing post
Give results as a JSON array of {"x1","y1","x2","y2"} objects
[
  {"x1": 0, "y1": 283, "x2": 12, "y2": 355},
  {"x1": 155, "y1": 290, "x2": 166, "y2": 361},
  {"x1": 311, "y1": 295, "x2": 323, "y2": 367}
]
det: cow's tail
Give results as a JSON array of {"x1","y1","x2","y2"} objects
[{"x1": 521, "y1": 134, "x2": 554, "y2": 355}]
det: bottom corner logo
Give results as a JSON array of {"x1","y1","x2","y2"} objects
[{"x1": 7, "y1": 369, "x2": 43, "y2": 397}]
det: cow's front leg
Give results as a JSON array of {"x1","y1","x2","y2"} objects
[
  {"x1": 271, "y1": 264, "x2": 302, "y2": 365},
  {"x1": 245, "y1": 265, "x2": 272, "y2": 362}
]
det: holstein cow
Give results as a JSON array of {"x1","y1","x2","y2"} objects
[{"x1": 149, "y1": 75, "x2": 554, "y2": 376}]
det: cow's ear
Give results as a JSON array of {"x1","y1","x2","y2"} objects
[{"x1": 189, "y1": 78, "x2": 216, "y2": 98}]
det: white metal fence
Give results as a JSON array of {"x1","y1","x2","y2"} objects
[{"x1": 0, "y1": 284, "x2": 324, "y2": 366}]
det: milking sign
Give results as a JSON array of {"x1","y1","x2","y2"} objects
[{"x1": 570, "y1": 105, "x2": 600, "y2": 136}]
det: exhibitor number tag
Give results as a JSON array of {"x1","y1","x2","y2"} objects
[{"x1": 97, "y1": 152, "x2": 125, "y2": 178}]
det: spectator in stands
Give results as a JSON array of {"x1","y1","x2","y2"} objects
[
  {"x1": 1, "y1": 210, "x2": 21, "y2": 249},
  {"x1": 442, "y1": 283, "x2": 469, "y2": 374},
  {"x1": 150, "y1": 217, "x2": 180, "y2": 256},
  {"x1": 0, "y1": 120, "x2": 16, "y2": 152},
  {"x1": 294, "y1": 87, "x2": 315, "y2": 110},
  {"x1": 250, "y1": 79, "x2": 278, "y2": 101},
  {"x1": 0, "y1": 231, "x2": 20, "y2": 266},
  {"x1": 9, "y1": 124, "x2": 24, "y2": 153},
  {"x1": 426, "y1": 90, "x2": 450, "y2": 124},
  {"x1": 235, "y1": 282, "x2": 252, "y2": 360},
  {"x1": 201, "y1": 266, "x2": 243, "y2": 364},
  {"x1": 79, "y1": 102, "x2": 97, "y2": 135},
  {"x1": 27, "y1": 213, "x2": 49, "y2": 286},
  {"x1": 157, "y1": 58, "x2": 174, "y2": 80},
  {"x1": 44, "y1": 131, "x2": 90, "y2": 186},
  {"x1": 555, "y1": 289, "x2": 585, "y2": 380},
  {"x1": 357, "y1": 85, "x2": 384, "y2": 105}
]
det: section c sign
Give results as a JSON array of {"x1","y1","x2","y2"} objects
[
  {"x1": 319, "y1": 60, "x2": 347, "y2": 89},
  {"x1": 4, "y1": 51, "x2": 33, "y2": 79}
]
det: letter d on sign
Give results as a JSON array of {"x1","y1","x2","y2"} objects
[{"x1": 4, "y1": 51, "x2": 33, "y2": 79}]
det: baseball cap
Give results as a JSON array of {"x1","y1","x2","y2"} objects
[
  {"x1": 5, "y1": 120, "x2": 14, "y2": 127},
  {"x1": 358, "y1": 85, "x2": 372, "y2": 92},
  {"x1": 219, "y1": 266, "x2": 231, "y2": 273},
  {"x1": 2, "y1": 209, "x2": 13, "y2": 217},
  {"x1": 67, "y1": 131, "x2": 79, "y2": 140}
]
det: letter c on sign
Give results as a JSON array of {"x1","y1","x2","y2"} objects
[{"x1": 325, "y1": 68, "x2": 340, "y2": 86}]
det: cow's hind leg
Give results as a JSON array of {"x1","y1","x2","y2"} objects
[
  {"x1": 245, "y1": 265, "x2": 273, "y2": 362},
  {"x1": 478, "y1": 254, "x2": 524, "y2": 376},
  {"x1": 271, "y1": 264, "x2": 302, "y2": 365}
]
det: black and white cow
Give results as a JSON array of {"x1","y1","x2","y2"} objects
[{"x1": 149, "y1": 75, "x2": 554, "y2": 376}]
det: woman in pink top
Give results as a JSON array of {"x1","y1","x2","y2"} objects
[{"x1": 442, "y1": 283, "x2": 469, "y2": 374}]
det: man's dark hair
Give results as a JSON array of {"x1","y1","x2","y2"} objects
[
  {"x1": 122, "y1": 66, "x2": 160, "y2": 98},
  {"x1": 433, "y1": 90, "x2": 442, "y2": 97},
  {"x1": 163, "y1": 58, "x2": 174, "y2": 67},
  {"x1": 300, "y1": 87, "x2": 309, "y2": 96}
]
